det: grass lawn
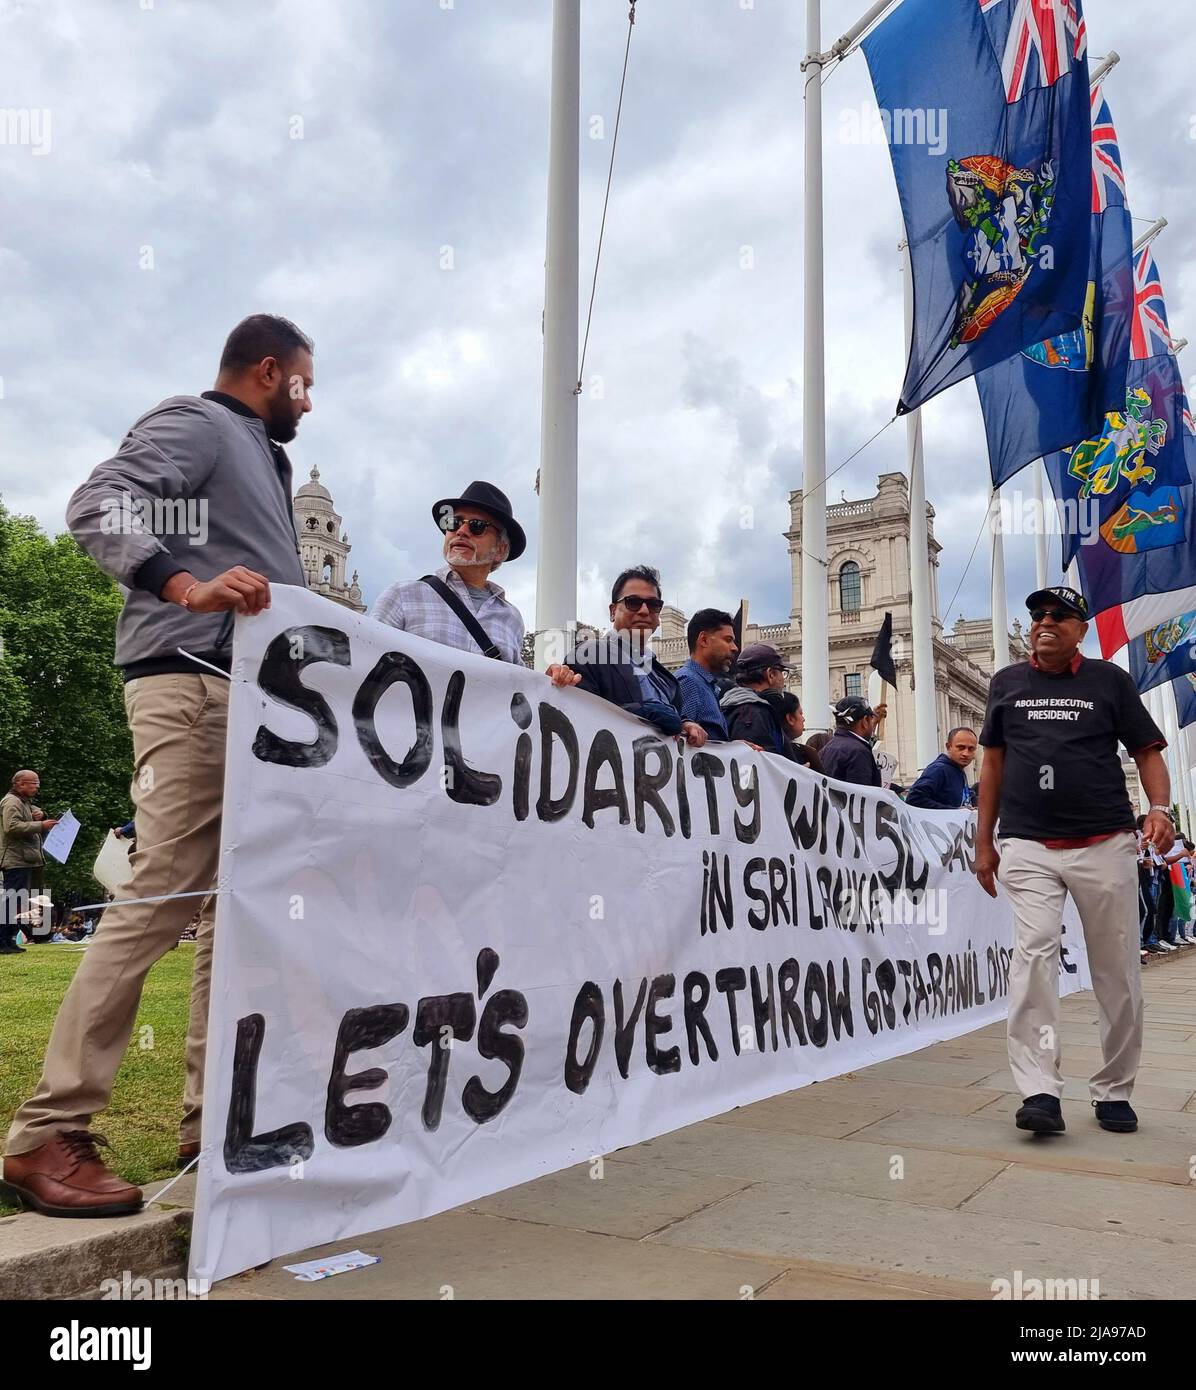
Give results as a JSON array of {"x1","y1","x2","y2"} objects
[{"x1": 0, "y1": 942, "x2": 195, "y2": 1213}]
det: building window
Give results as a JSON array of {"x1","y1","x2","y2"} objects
[
  {"x1": 845, "y1": 673, "x2": 862, "y2": 697},
  {"x1": 839, "y1": 561, "x2": 861, "y2": 612}
]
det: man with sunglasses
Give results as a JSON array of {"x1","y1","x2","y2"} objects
[
  {"x1": 546, "y1": 566, "x2": 707, "y2": 745},
  {"x1": 976, "y1": 586, "x2": 1171, "y2": 1138},
  {"x1": 371, "y1": 481, "x2": 526, "y2": 664}
]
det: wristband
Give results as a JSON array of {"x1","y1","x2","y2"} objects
[
  {"x1": 180, "y1": 581, "x2": 201, "y2": 610},
  {"x1": 1148, "y1": 805, "x2": 1171, "y2": 814}
]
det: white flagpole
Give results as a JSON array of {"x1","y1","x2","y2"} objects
[
  {"x1": 1032, "y1": 461, "x2": 1049, "y2": 590},
  {"x1": 800, "y1": 0, "x2": 830, "y2": 728},
  {"x1": 989, "y1": 488, "x2": 1010, "y2": 670},
  {"x1": 1181, "y1": 723, "x2": 1196, "y2": 841},
  {"x1": 1089, "y1": 50, "x2": 1120, "y2": 87},
  {"x1": 1133, "y1": 218, "x2": 1167, "y2": 254},
  {"x1": 1160, "y1": 684, "x2": 1187, "y2": 834},
  {"x1": 902, "y1": 242, "x2": 939, "y2": 767},
  {"x1": 534, "y1": 0, "x2": 580, "y2": 670}
]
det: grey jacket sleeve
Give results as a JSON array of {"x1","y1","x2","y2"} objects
[{"x1": 66, "y1": 397, "x2": 221, "y2": 591}]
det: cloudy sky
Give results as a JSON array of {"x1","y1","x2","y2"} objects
[{"x1": 2, "y1": 0, "x2": 1193, "y2": 643}]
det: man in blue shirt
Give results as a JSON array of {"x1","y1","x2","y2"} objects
[
  {"x1": 905, "y1": 727, "x2": 977, "y2": 809},
  {"x1": 675, "y1": 609, "x2": 738, "y2": 740}
]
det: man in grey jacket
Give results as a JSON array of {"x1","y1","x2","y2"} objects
[{"x1": 1, "y1": 314, "x2": 313, "y2": 1219}]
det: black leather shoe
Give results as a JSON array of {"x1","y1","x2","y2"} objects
[
  {"x1": 1015, "y1": 1093, "x2": 1065, "y2": 1134},
  {"x1": 1093, "y1": 1100, "x2": 1137, "y2": 1133}
]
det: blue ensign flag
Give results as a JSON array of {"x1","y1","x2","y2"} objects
[
  {"x1": 1061, "y1": 371, "x2": 1196, "y2": 621},
  {"x1": 1173, "y1": 671, "x2": 1196, "y2": 730},
  {"x1": 1129, "y1": 613, "x2": 1196, "y2": 695},
  {"x1": 975, "y1": 84, "x2": 1133, "y2": 486},
  {"x1": 863, "y1": 0, "x2": 1093, "y2": 413},
  {"x1": 1045, "y1": 241, "x2": 1191, "y2": 578}
]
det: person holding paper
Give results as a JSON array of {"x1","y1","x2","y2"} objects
[
  {"x1": 0, "y1": 771, "x2": 59, "y2": 955},
  {"x1": 2, "y1": 314, "x2": 314, "y2": 1218}
]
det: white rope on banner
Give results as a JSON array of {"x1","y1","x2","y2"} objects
[
  {"x1": 69, "y1": 888, "x2": 227, "y2": 916},
  {"x1": 146, "y1": 1156, "x2": 200, "y2": 1209}
]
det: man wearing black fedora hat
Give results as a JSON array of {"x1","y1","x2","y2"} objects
[{"x1": 371, "y1": 481, "x2": 527, "y2": 664}]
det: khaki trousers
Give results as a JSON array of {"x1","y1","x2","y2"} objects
[
  {"x1": 1000, "y1": 832, "x2": 1142, "y2": 1102},
  {"x1": 6, "y1": 674, "x2": 228, "y2": 1156}
]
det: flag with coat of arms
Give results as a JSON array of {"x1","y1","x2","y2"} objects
[
  {"x1": 863, "y1": 0, "x2": 1094, "y2": 413},
  {"x1": 974, "y1": 79, "x2": 1133, "y2": 486}
]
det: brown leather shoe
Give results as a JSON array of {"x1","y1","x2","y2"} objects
[
  {"x1": 176, "y1": 1141, "x2": 200, "y2": 1169},
  {"x1": 0, "y1": 1131, "x2": 143, "y2": 1217}
]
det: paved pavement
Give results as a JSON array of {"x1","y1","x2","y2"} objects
[
  {"x1": 4, "y1": 954, "x2": 1192, "y2": 1300},
  {"x1": 210, "y1": 952, "x2": 1196, "y2": 1301}
]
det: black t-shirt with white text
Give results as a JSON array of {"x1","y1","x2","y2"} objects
[{"x1": 979, "y1": 656, "x2": 1163, "y2": 839}]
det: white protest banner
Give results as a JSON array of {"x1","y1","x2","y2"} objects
[{"x1": 191, "y1": 586, "x2": 1091, "y2": 1286}]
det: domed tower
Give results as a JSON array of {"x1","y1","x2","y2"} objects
[{"x1": 293, "y1": 465, "x2": 366, "y2": 612}]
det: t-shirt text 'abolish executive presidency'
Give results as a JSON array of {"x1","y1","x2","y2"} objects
[{"x1": 980, "y1": 656, "x2": 1164, "y2": 841}]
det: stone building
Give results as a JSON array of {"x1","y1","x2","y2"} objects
[
  {"x1": 293, "y1": 464, "x2": 366, "y2": 612},
  {"x1": 651, "y1": 472, "x2": 1029, "y2": 785}
]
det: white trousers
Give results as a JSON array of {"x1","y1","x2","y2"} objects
[{"x1": 999, "y1": 832, "x2": 1142, "y2": 1102}]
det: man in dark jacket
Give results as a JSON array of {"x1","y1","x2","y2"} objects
[
  {"x1": 548, "y1": 566, "x2": 707, "y2": 746},
  {"x1": 904, "y1": 727, "x2": 977, "y2": 809},
  {"x1": 820, "y1": 696, "x2": 883, "y2": 787},
  {"x1": 4, "y1": 313, "x2": 313, "y2": 1218},
  {"x1": 719, "y1": 643, "x2": 792, "y2": 752}
]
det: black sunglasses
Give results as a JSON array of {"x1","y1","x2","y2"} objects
[
  {"x1": 1030, "y1": 607, "x2": 1076, "y2": 623},
  {"x1": 617, "y1": 595, "x2": 664, "y2": 613},
  {"x1": 443, "y1": 514, "x2": 498, "y2": 538}
]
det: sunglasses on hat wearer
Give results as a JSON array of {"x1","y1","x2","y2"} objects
[
  {"x1": 617, "y1": 595, "x2": 664, "y2": 614},
  {"x1": 1030, "y1": 607, "x2": 1078, "y2": 623},
  {"x1": 443, "y1": 514, "x2": 500, "y2": 538}
]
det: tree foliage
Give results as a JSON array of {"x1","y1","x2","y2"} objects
[{"x1": 0, "y1": 499, "x2": 132, "y2": 901}]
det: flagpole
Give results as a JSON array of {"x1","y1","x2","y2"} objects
[
  {"x1": 1172, "y1": 693, "x2": 1193, "y2": 841},
  {"x1": 1088, "y1": 50, "x2": 1120, "y2": 87},
  {"x1": 1133, "y1": 218, "x2": 1167, "y2": 253},
  {"x1": 1182, "y1": 723, "x2": 1196, "y2": 841},
  {"x1": 1032, "y1": 462, "x2": 1049, "y2": 589},
  {"x1": 989, "y1": 488, "x2": 1010, "y2": 670},
  {"x1": 1161, "y1": 684, "x2": 1187, "y2": 835},
  {"x1": 814, "y1": 0, "x2": 897, "y2": 62},
  {"x1": 901, "y1": 242, "x2": 939, "y2": 768},
  {"x1": 800, "y1": 0, "x2": 830, "y2": 729},
  {"x1": 534, "y1": 0, "x2": 580, "y2": 670}
]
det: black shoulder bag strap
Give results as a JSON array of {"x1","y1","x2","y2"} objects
[{"x1": 419, "y1": 574, "x2": 502, "y2": 660}]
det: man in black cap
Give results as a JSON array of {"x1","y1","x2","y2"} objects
[
  {"x1": 371, "y1": 481, "x2": 527, "y2": 663},
  {"x1": 819, "y1": 696, "x2": 883, "y2": 787},
  {"x1": 719, "y1": 643, "x2": 793, "y2": 752},
  {"x1": 976, "y1": 585, "x2": 1172, "y2": 1138}
]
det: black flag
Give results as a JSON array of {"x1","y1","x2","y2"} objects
[
  {"x1": 731, "y1": 601, "x2": 745, "y2": 652},
  {"x1": 870, "y1": 611, "x2": 897, "y2": 687}
]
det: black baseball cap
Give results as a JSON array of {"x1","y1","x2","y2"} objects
[
  {"x1": 1025, "y1": 586, "x2": 1089, "y2": 621},
  {"x1": 832, "y1": 695, "x2": 874, "y2": 724}
]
